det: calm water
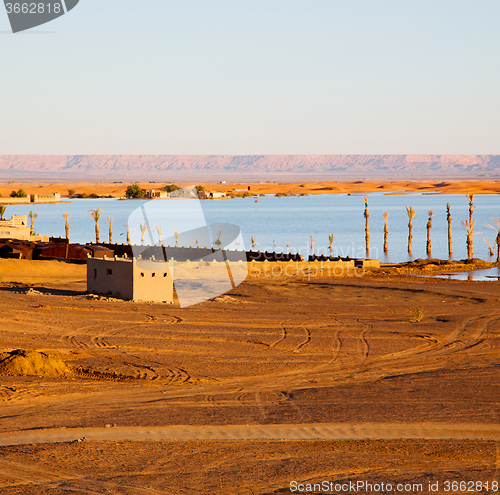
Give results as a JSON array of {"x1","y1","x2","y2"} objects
[
  {"x1": 417, "y1": 267, "x2": 500, "y2": 281},
  {"x1": 4, "y1": 193, "x2": 500, "y2": 263}
]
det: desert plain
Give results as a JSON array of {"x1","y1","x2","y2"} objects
[
  {"x1": 2, "y1": 179, "x2": 500, "y2": 200},
  {"x1": 0, "y1": 257, "x2": 499, "y2": 494}
]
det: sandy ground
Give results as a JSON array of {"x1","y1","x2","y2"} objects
[
  {"x1": 2, "y1": 179, "x2": 500, "y2": 199},
  {"x1": 0, "y1": 259, "x2": 500, "y2": 493}
]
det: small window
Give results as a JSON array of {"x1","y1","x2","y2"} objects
[
  {"x1": 94, "y1": 268, "x2": 97, "y2": 280},
  {"x1": 152, "y1": 272, "x2": 155, "y2": 277},
  {"x1": 163, "y1": 273, "x2": 167, "y2": 277},
  {"x1": 141, "y1": 272, "x2": 144, "y2": 277},
  {"x1": 107, "y1": 269, "x2": 113, "y2": 276}
]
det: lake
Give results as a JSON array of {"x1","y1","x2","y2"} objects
[{"x1": 3, "y1": 193, "x2": 500, "y2": 264}]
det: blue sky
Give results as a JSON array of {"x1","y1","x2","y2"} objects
[{"x1": 0, "y1": 0, "x2": 499, "y2": 154}]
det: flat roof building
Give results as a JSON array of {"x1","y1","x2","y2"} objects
[{"x1": 87, "y1": 256, "x2": 174, "y2": 303}]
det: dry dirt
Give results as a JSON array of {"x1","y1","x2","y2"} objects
[{"x1": 0, "y1": 259, "x2": 499, "y2": 494}]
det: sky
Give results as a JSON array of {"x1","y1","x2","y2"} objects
[{"x1": 0, "y1": 0, "x2": 499, "y2": 155}]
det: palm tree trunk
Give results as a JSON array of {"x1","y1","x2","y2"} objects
[
  {"x1": 383, "y1": 212, "x2": 388, "y2": 254},
  {"x1": 363, "y1": 198, "x2": 370, "y2": 256},
  {"x1": 446, "y1": 203, "x2": 452, "y2": 257},
  {"x1": 426, "y1": 210, "x2": 433, "y2": 256}
]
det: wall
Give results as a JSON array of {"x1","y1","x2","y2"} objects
[
  {"x1": 132, "y1": 258, "x2": 173, "y2": 303},
  {"x1": 87, "y1": 256, "x2": 174, "y2": 303},
  {"x1": 87, "y1": 257, "x2": 134, "y2": 300}
]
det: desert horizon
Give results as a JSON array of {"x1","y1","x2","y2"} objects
[{"x1": 2, "y1": 178, "x2": 500, "y2": 201}]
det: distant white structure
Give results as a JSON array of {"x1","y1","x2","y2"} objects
[
  {"x1": 0, "y1": 215, "x2": 48, "y2": 241},
  {"x1": 145, "y1": 189, "x2": 170, "y2": 199},
  {"x1": 208, "y1": 191, "x2": 226, "y2": 199}
]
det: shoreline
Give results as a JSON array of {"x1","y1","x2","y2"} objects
[{"x1": 1, "y1": 179, "x2": 500, "y2": 199}]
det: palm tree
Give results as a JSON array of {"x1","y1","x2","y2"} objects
[
  {"x1": 485, "y1": 217, "x2": 500, "y2": 262},
  {"x1": 363, "y1": 197, "x2": 370, "y2": 256},
  {"x1": 383, "y1": 212, "x2": 389, "y2": 254},
  {"x1": 0, "y1": 205, "x2": 6, "y2": 220},
  {"x1": 484, "y1": 238, "x2": 495, "y2": 257},
  {"x1": 426, "y1": 210, "x2": 434, "y2": 256},
  {"x1": 63, "y1": 213, "x2": 70, "y2": 242},
  {"x1": 89, "y1": 208, "x2": 103, "y2": 243},
  {"x1": 28, "y1": 211, "x2": 38, "y2": 236},
  {"x1": 328, "y1": 234, "x2": 334, "y2": 251},
  {"x1": 140, "y1": 222, "x2": 148, "y2": 245},
  {"x1": 155, "y1": 225, "x2": 163, "y2": 244},
  {"x1": 107, "y1": 216, "x2": 114, "y2": 244},
  {"x1": 462, "y1": 218, "x2": 475, "y2": 259},
  {"x1": 309, "y1": 235, "x2": 316, "y2": 253},
  {"x1": 465, "y1": 195, "x2": 475, "y2": 259},
  {"x1": 406, "y1": 206, "x2": 416, "y2": 254},
  {"x1": 123, "y1": 222, "x2": 131, "y2": 244},
  {"x1": 446, "y1": 203, "x2": 453, "y2": 257},
  {"x1": 214, "y1": 230, "x2": 222, "y2": 247}
]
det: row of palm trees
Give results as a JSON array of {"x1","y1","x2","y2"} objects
[
  {"x1": 9, "y1": 203, "x2": 496, "y2": 260},
  {"x1": 85, "y1": 202, "x2": 500, "y2": 260},
  {"x1": 362, "y1": 194, "x2": 500, "y2": 261}
]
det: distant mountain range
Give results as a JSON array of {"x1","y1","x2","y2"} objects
[{"x1": 1, "y1": 155, "x2": 499, "y2": 179}]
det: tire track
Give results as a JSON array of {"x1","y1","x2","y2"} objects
[
  {"x1": 0, "y1": 459, "x2": 173, "y2": 494},
  {"x1": 270, "y1": 324, "x2": 287, "y2": 348},
  {"x1": 294, "y1": 326, "x2": 311, "y2": 351}
]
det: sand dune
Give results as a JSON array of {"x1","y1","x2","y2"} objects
[{"x1": 1, "y1": 179, "x2": 500, "y2": 200}]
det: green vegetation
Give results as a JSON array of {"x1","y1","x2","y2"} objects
[
  {"x1": 195, "y1": 185, "x2": 205, "y2": 193},
  {"x1": 412, "y1": 306, "x2": 424, "y2": 323},
  {"x1": 10, "y1": 189, "x2": 27, "y2": 198},
  {"x1": 161, "y1": 184, "x2": 179, "y2": 193},
  {"x1": 125, "y1": 184, "x2": 146, "y2": 198},
  {"x1": 68, "y1": 189, "x2": 75, "y2": 197}
]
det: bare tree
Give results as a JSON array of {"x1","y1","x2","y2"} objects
[
  {"x1": 485, "y1": 217, "x2": 500, "y2": 262},
  {"x1": 155, "y1": 225, "x2": 163, "y2": 244},
  {"x1": 328, "y1": 234, "x2": 335, "y2": 251},
  {"x1": 140, "y1": 222, "x2": 148, "y2": 245},
  {"x1": 123, "y1": 222, "x2": 131, "y2": 244},
  {"x1": 484, "y1": 238, "x2": 495, "y2": 257},
  {"x1": 28, "y1": 211, "x2": 38, "y2": 235},
  {"x1": 63, "y1": 213, "x2": 70, "y2": 242},
  {"x1": 426, "y1": 210, "x2": 434, "y2": 256},
  {"x1": 363, "y1": 197, "x2": 370, "y2": 256},
  {"x1": 310, "y1": 235, "x2": 316, "y2": 253},
  {"x1": 89, "y1": 208, "x2": 103, "y2": 243},
  {"x1": 107, "y1": 216, "x2": 114, "y2": 244},
  {"x1": 406, "y1": 206, "x2": 416, "y2": 254},
  {"x1": 383, "y1": 212, "x2": 389, "y2": 254},
  {"x1": 464, "y1": 194, "x2": 476, "y2": 259},
  {"x1": 446, "y1": 203, "x2": 453, "y2": 257}
]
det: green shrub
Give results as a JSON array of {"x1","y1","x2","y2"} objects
[
  {"x1": 10, "y1": 189, "x2": 27, "y2": 198},
  {"x1": 125, "y1": 184, "x2": 146, "y2": 198},
  {"x1": 412, "y1": 306, "x2": 424, "y2": 323},
  {"x1": 161, "y1": 184, "x2": 180, "y2": 193}
]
